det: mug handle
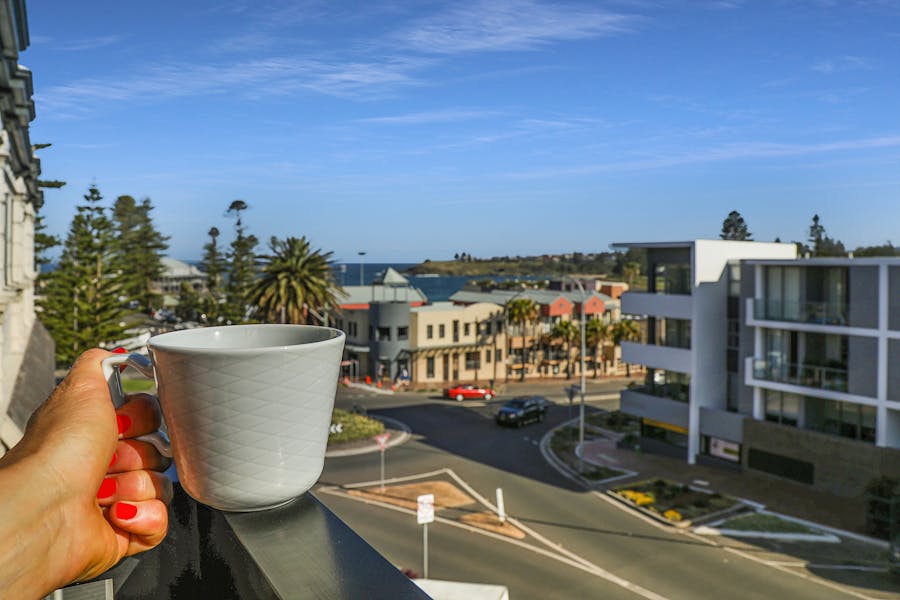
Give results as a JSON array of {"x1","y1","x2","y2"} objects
[{"x1": 101, "y1": 353, "x2": 173, "y2": 459}]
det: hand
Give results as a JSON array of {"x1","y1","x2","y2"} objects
[{"x1": 0, "y1": 348, "x2": 172, "y2": 599}]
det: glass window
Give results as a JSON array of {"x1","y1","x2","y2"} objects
[
  {"x1": 398, "y1": 326, "x2": 408, "y2": 340},
  {"x1": 465, "y1": 351, "x2": 480, "y2": 370},
  {"x1": 426, "y1": 357, "x2": 435, "y2": 378},
  {"x1": 486, "y1": 349, "x2": 491, "y2": 363},
  {"x1": 495, "y1": 349, "x2": 502, "y2": 362},
  {"x1": 427, "y1": 324, "x2": 433, "y2": 339},
  {"x1": 464, "y1": 323, "x2": 471, "y2": 336},
  {"x1": 439, "y1": 324, "x2": 445, "y2": 338},
  {"x1": 377, "y1": 327, "x2": 391, "y2": 341}
]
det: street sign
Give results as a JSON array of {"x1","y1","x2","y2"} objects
[
  {"x1": 374, "y1": 432, "x2": 390, "y2": 450},
  {"x1": 417, "y1": 494, "x2": 435, "y2": 525},
  {"x1": 565, "y1": 385, "x2": 578, "y2": 403}
]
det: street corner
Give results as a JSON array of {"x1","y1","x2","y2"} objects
[{"x1": 325, "y1": 415, "x2": 412, "y2": 458}]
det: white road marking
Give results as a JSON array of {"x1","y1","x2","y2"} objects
[{"x1": 322, "y1": 468, "x2": 671, "y2": 600}]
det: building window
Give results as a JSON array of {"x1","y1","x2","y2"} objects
[
  {"x1": 652, "y1": 318, "x2": 691, "y2": 349},
  {"x1": 497, "y1": 321, "x2": 503, "y2": 334},
  {"x1": 805, "y1": 397, "x2": 876, "y2": 443},
  {"x1": 398, "y1": 326, "x2": 409, "y2": 340},
  {"x1": 464, "y1": 323, "x2": 471, "y2": 336},
  {"x1": 453, "y1": 320, "x2": 460, "y2": 342},
  {"x1": 495, "y1": 349, "x2": 502, "y2": 362},
  {"x1": 439, "y1": 324, "x2": 445, "y2": 338},
  {"x1": 486, "y1": 349, "x2": 491, "y2": 363},
  {"x1": 651, "y1": 262, "x2": 691, "y2": 295},
  {"x1": 426, "y1": 357, "x2": 435, "y2": 378},
  {"x1": 465, "y1": 351, "x2": 480, "y2": 370},
  {"x1": 644, "y1": 369, "x2": 690, "y2": 403},
  {"x1": 427, "y1": 324, "x2": 433, "y2": 339},
  {"x1": 377, "y1": 327, "x2": 391, "y2": 341},
  {"x1": 485, "y1": 322, "x2": 492, "y2": 335},
  {"x1": 763, "y1": 390, "x2": 800, "y2": 427}
]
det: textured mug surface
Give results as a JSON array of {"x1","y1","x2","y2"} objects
[{"x1": 147, "y1": 324, "x2": 345, "y2": 511}]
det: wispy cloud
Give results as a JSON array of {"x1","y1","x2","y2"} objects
[
  {"x1": 356, "y1": 109, "x2": 502, "y2": 125},
  {"x1": 36, "y1": 56, "x2": 426, "y2": 117},
  {"x1": 811, "y1": 55, "x2": 872, "y2": 74},
  {"x1": 51, "y1": 34, "x2": 127, "y2": 51},
  {"x1": 396, "y1": 0, "x2": 637, "y2": 54},
  {"x1": 507, "y1": 134, "x2": 900, "y2": 177}
]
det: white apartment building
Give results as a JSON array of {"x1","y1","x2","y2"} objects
[
  {"x1": 0, "y1": 0, "x2": 55, "y2": 455},
  {"x1": 618, "y1": 240, "x2": 900, "y2": 495}
]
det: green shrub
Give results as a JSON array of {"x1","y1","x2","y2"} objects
[{"x1": 328, "y1": 408, "x2": 384, "y2": 444}]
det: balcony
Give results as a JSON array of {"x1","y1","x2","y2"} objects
[
  {"x1": 60, "y1": 485, "x2": 429, "y2": 599},
  {"x1": 752, "y1": 298, "x2": 847, "y2": 326},
  {"x1": 751, "y1": 358, "x2": 848, "y2": 393},
  {"x1": 621, "y1": 292, "x2": 692, "y2": 320},
  {"x1": 620, "y1": 387, "x2": 690, "y2": 428},
  {"x1": 621, "y1": 341, "x2": 692, "y2": 374}
]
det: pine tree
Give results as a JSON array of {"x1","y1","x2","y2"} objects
[
  {"x1": 199, "y1": 227, "x2": 227, "y2": 323},
  {"x1": 807, "y1": 214, "x2": 846, "y2": 257},
  {"x1": 224, "y1": 200, "x2": 258, "y2": 323},
  {"x1": 111, "y1": 195, "x2": 169, "y2": 312},
  {"x1": 40, "y1": 186, "x2": 128, "y2": 365},
  {"x1": 720, "y1": 210, "x2": 753, "y2": 240},
  {"x1": 32, "y1": 143, "x2": 65, "y2": 273}
]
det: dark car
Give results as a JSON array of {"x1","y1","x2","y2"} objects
[{"x1": 495, "y1": 396, "x2": 548, "y2": 427}]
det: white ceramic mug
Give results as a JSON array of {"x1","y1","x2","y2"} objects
[{"x1": 102, "y1": 324, "x2": 346, "y2": 512}]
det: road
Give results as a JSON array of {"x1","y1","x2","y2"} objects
[{"x1": 316, "y1": 380, "x2": 887, "y2": 599}]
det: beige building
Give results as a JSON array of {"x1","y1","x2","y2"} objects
[
  {"x1": 409, "y1": 302, "x2": 507, "y2": 386},
  {"x1": 0, "y1": 0, "x2": 55, "y2": 456}
]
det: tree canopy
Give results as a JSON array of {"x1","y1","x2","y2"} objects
[{"x1": 720, "y1": 210, "x2": 753, "y2": 241}]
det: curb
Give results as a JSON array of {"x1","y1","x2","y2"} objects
[
  {"x1": 325, "y1": 415, "x2": 412, "y2": 458},
  {"x1": 693, "y1": 525, "x2": 840, "y2": 543},
  {"x1": 539, "y1": 419, "x2": 637, "y2": 488}
]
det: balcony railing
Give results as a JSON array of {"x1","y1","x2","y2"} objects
[
  {"x1": 752, "y1": 358, "x2": 848, "y2": 392},
  {"x1": 753, "y1": 298, "x2": 847, "y2": 326},
  {"x1": 632, "y1": 383, "x2": 690, "y2": 404}
]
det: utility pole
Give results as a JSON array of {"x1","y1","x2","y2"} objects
[{"x1": 358, "y1": 251, "x2": 366, "y2": 285}]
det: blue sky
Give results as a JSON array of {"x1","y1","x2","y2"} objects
[{"x1": 25, "y1": 0, "x2": 900, "y2": 262}]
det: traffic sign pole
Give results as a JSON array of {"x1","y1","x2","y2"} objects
[
  {"x1": 423, "y1": 523, "x2": 429, "y2": 578},
  {"x1": 380, "y1": 448, "x2": 385, "y2": 491},
  {"x1": 374, "y1": 432, "x2": 391, "y2": 490}
]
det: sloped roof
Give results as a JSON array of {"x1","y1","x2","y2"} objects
[
  {"x1": 449, "y1": 288, "x2": 618, "y2": 309},
  {"x1": 161, "y1": 257, "x2": 204, "y2": 278},
  {"x1": 375, "y1": 267, "x2": 410, "y2": 286}
]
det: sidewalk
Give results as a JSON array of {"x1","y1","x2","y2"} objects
[{"x1": 580, "y1": 437, "x2": 871, "y2": 536}]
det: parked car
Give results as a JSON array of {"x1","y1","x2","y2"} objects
[
  {"x1": 444, "y1": 384, "x2": 495, "y2": 401},
  {"x1": 495, "y1": 396, "x2": 549, "y2": 427}
]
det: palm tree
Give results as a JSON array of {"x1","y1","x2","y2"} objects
[
  {"x1": 550, "y1": 319, "x2": 577, "y2": 379},
  {"x1": 611, "y1": 319, "x2": 641, "y2": 376},
  {"x1": 249, "y1": 236, "x2": 344, "y2": 324},
  {"x1": 585, "y1": 318, "x2": 610, "y2": 378},
  {"x1": 506, "y1": 297, "x2": 539, "y2": 382}
]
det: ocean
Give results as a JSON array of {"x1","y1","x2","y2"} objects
[{"x1": 334, "y1": 262, "x2": 475, "y2": 302}]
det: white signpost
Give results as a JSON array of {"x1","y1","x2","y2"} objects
[
  {"x1": 375, "y1": 432, "x2": 390, "y2": 490},
  {"x1": 496, "y1": 488, "x2": 506, "y2": 523},
  {"x1": 417, "y1": 493, "x2": 435, "y2": 578}
]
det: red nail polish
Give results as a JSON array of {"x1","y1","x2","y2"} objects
[
  {"x1": 116, "y1": 503, "x2": 138, "y2": 520},
  {"x1": 97, "y1": 478, "x2": 116, "y2": 499},
  {"x1": 112, "y1": 347, "x2": 127, "y2": 354},
  {"x1": 109, "y1": 452, "x2": 117, "y2": 468},
  {"x1": 116, "y1": 414, "x2": 131, "y2": 435}
]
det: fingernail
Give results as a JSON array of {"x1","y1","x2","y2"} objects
[
  {"x1": 97, "y1": 478, "x2": 117, "y2": 499},
  {"x1": 116, "y1": 414, "x2": 131, "y2": 435},
  {"x1": 116, "y1": 503, "x2": 138, "y2": 520},
  {"x1": 112, "y1": 347, "x2": 127, "y2": 354},
  {"x1": 109, "y1": 452, "x2": 117, "y2": 468}
]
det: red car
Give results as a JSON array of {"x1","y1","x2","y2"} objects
[{"x1": 445, "y1": 384, "x2": 495, "y2": 402}]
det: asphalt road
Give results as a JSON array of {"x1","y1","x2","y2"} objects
[{"x1": 316, "y1": 382, "x2": 881, "y2": 600}]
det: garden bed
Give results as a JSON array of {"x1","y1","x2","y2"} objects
[
  {"x1": 611, "y1": 478, "x2": 742, "y2": 526},
  {"x1": 549, "y1": 426, "x2": 629, "y2": 483},
  {"x1": 328, "y1": 409, "x2": 385, "y2": 445},
  {"x1": 584, "y1": 410, "x2": 639, "y2": 434}
]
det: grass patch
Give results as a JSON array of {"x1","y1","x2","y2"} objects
[
  {"x1": 718, "y1": 513, "x2": 817, "y2": 534},
  {"x1": 613, "y1": 478, "x2": 739, "y2": 523},
  {"x1": 585, "y1": 410, "x2": 639, "y2": 434},
  {"x1": 121, "y1": 378, "x2": 156, "y2": 393},
  {"x1": 329, "y1": 408, "x2": 384, "y2": 445},
  {"x1": 550, "y1": 426, "x2": 627, "y2": 482}
]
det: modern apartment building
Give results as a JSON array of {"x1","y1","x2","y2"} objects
[
  {"x1": 408, "y1": 301, "x2": 507, "y2": 386},
  {"x1": 0, "y1": 0, "x2": 55, "y2": 456},
  {"x1": 618, "y1": 240, "x2": 900, "y2": 494}
]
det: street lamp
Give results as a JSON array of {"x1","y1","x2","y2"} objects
[
  {"x1": 358, "y1": 251, "x2": 366, "y2": 286},
  {"x1": 565, "y1": 277, "x2": 588, "y2": 448}
]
